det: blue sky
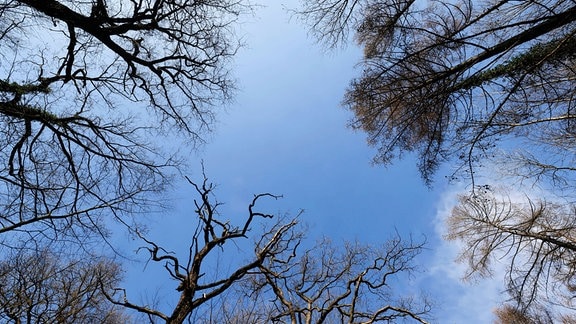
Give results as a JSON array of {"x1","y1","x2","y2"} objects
[{"x1": 121, "y1": 2, "x2": 508, "y2": 322}]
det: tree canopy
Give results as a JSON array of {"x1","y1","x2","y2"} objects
[
  {"x1": 0, "y1": 1, "x2": 435, "y2": 323},
  {"x1": 0, "y1": 0, "x2": 246, "y2": 245},
  {"x1": 447, "y1": 188, "x2": 576, "y2": 318},
  {"x1": 299, "y1": 0, "x2": 576, "y2": 317},
  {"x1": 0, "y1": 247, "x2": 128, "y2": 323},
  {"x1": 103, "y1": 175, "x2": 431, "y2": 324},
  {"x1": 300, "y1": 0, "x2": 576, "y2": 185}
]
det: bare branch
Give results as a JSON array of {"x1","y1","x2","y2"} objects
[
  {"x1": 0, "y1": 0, "x2": 250, "y2": 249},
  {"x1": 447, "y1": 187, "x2": 576, "y2": 316},
  {"x1": 297, "y1": 0, "x2": 576, "y2": 186}
]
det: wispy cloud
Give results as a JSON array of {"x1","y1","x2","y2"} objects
[{"x1": 421, "y1": 184, "x2": 507, "y2": 324}]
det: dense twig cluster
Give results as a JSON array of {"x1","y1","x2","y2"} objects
[
  {"x1": 0, "y1": 0, "x2": 245, "y2": 244},
  {"x1": 101, "y1": 176, "x2": 430, "y2": 323},
  {"x1": 300, "y1": 0, "x2": 576, "y2": 318},
  {"x1": 447, "y1": 187, "x2": 576, "y2": 319},
  {"x1": 0, "y1": 247, "x2": 128, "y2": 323},
  {"x1": 299, "y1": 0, "x2": 576, "y2": 186}
]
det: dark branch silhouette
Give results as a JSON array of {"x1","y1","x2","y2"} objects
[
  {"x1": 0, "y1": 247, "x2": 129, "y2": 323},
  {"x1": 298, "y1": 0, "x2": 576, "y2": 185},
  {"x1": 0, "y1": 0, "x2": 247, "y2": 246},
  {"x1": 104, "y1": 175, "x2": 431, "y2": 324},
  {"x1": 447, "y1": 187, "x2": 576, "y2": 319}
]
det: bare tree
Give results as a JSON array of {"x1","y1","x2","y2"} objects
[
  {"x1": 298, "y1": 0, "x2": 576, "y2": 185},
  {"x1": 446, "y1": 187, "x2": 576, "y2": 319},
  {"x1": 105, "y1": 175, "x2": 431, "y2": 324},
  {"x1": 494, "y1": 304, "x2": 537, "y2": 324},
  {"x1": 102, "y1": 174, "x2": 300, "y2": 323},
  {"x1": 0, "y1": 247, "x2": 130, "y2": 323},
  {"x1": 299, "y1": 0, "x2": 576, "y2": 317},
  {"x1": 0, "y1": 0, "x2": 248, "y2": 245},
  {"x1": 244, "y1": 235, "x2": 430, "y2": 323},
  {"x1": 493, "y1": 303, "x2": 576, "y2": 324}
]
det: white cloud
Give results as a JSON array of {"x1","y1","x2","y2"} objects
[{"x1": 421, "y1": 184, "x2": 507, "y2": 324}]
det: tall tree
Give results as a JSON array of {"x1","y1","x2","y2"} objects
[
  {"x1": 106, "y1": 175, "x2": 431, "y2": 324},
  {"x1": 493, "y1": 303, "x2": 576, "y2": 324},
  {"x1": 299, "y1": 0, "x2": 576, "y2": 185},
  {"x1": 244, "y1": 235, "x2": 430, "y2": 323},
  {"x1": 0, "y1": 0, "x2": 247, "y2": 245},
  {"x1": 299, "y1": 0, "x2": 576, "y2": 315},
  {"x1": 104, "y1": 174, "x2": 301, "y2": 323},
  {"x1": 446, "y1": 188, "x2": 576, "y2": 319},
  {"x1": 493, "y1": 304, "x2": 549, "y2": 324},
  {"x1": 0, "y1": 247, "x2": 129, "y2": 323}
]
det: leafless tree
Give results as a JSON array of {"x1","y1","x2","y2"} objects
[
  {"x1": 299, "y1": 0, "x2": 576, "y2": 318},
  {"x1": 0, "y1": 0, "x2": 248, "y2": 245},
  {"x1": 494, "y1": 304, "x2": 536, "y2": 324},
  {"x1": 298, "y1": 0, "x2": 576, "y2": 186},
  {"x1": 105, "y1": 175, "x2": 431, "y2": 324},
  {"x1": 493, "y1": 304, "x2": 549, "y2": 324},
  {"x1": 493, "y1": 303, "x2": 576, "y2": 324},
  {"x1": 243, "y1": 235, "x2": 431, "y2": 323},
  {"x1": 102, "y1": 173, "x2": 300, "y2": 323},
  {"x1": 494, "y1": 304, "x2": 576, "y2": 324},
  {"x1": 0, "y1": 247, "x2": 130, "y2": 323},
  {"x1": 446, "y1": 187, "x2": 576, "y2": 319}
]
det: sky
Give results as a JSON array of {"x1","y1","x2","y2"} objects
[{"x1": 120, "y1": 2, "x2": 509, "y2": 323}]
